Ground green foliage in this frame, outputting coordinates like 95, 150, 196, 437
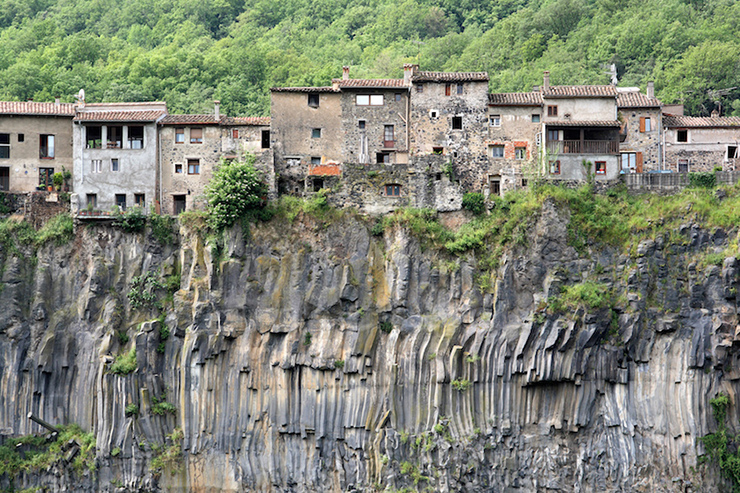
0, 214, 73, 255
150, 428, 184, 477
127, 271, 164, 310
550, 281, 613, 313
451, 378, 472, 392
110, 348, 137, 375
0, 194, 10, 214
689, 172, 717, 189
205, 156, 267, 231
303, 331, 312, 346
125, 403, 139, 417
111, 447, 121, 457
699, 393, 740, 488
151, 396, 177, 416
462, 192, 486, 215
113, 206, 147, 233
35, 213, 74, 246
117, 330, 129, 345
334, 359, 344, 369
149, 212, 176, 245
379, 321, 393, 333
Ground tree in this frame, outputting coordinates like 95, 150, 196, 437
205, 155, 267, 231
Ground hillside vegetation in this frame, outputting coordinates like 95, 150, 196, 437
0, 0, 738, 116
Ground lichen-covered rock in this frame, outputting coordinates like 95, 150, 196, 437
0, 208, 739, 492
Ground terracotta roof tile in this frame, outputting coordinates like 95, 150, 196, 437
270, 86, 338, 93
74, 110, 166, 122
412, 71, 489, 83
223, 116, 270, 126
617, 92, 661, 108
333, 79, 407, 88
0, 101, 75, 116
545, 120, 621, 127
488, 92, 543, 106
309, 164, 341, 176
543, 85, 617, 98
663, 115, 740, 128
161, 114, 220, 125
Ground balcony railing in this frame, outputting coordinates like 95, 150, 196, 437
383, 140, 395, 149
547, 140, 619, 155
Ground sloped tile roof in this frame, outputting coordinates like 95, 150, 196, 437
617, 92, 661, 108
663, 115, 740, 128
161, 114, 220, 125
488, 92, 543, 106
224, 116, 270, 126
270, 86, 338, 93
0, 101, 75, 116
74, 110, 166, 122
545, 120, 621, 127
542, 85, 618, 98
333, 79, 407, 88
412, 71, 489, 82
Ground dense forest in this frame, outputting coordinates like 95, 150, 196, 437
0, 0, 738, 117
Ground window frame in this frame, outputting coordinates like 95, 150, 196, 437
190, 128, 203, 144
356, 94, 384, 106
531, 114, 541, 123
107, 125, 123, 149
175, 163, 183, 174
0, 133, 10, 159
311, 128, 322, 138
452, 116, 463, 130
550, 160, 561, 174
175, 128, 185, 144
515, 147, 526, 160
134, 193, 145, 207
677, 129, 688, 142
308, 93, 320, 107
187, 159, 200, 175
445, 84, 452, 96
490, 145, 504, 158
86, 126, 102, 149
310, 156, 321, 166
261, 130, 270, 149
384, 125, 394, 145
86, 193, 97, 209
92, 159, 102, 173
111, 158, 119, 172
490, 115, 501, 127
115, 194, 126, 211
40, 134, 55, 159
232, 129, 239, 139
128, 126, 144, 149
456, 83, 464, 95
595, 161, 606, 175
39, 167, 54, 187
384, 184, 401, 196
547, 105, 558, 117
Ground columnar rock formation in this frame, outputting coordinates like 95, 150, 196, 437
0, 203, 738, 492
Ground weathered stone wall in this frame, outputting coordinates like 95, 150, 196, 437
665, 126, 740, 172
618, 107, 662, 171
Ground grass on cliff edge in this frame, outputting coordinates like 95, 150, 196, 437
377, 182, 740, 261
0, 213, 74, 255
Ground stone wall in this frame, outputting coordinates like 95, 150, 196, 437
618, 107, 662, 171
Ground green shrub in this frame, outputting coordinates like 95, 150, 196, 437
699, 393, 740, 487
125, 403, 139, 417
205, 155, 267, 231
303, 332, 312, 346
36, 213, 74, 246
110, 348, 137, 375
151, 401, 177, 416
127, 271, 164, 310
114, 206, 147, 233
150, 428, 183, 477
149, 212, 176, 245
379, 321, 393, 333
451, 378, 472, 392
689, 172, 717, 188
462, 192, 486, 215
111, 447, 121, 457
334, 360, 345, 368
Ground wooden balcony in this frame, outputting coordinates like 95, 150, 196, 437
547, 140, 619, 155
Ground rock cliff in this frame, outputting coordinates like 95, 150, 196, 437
0, 201, 738, 492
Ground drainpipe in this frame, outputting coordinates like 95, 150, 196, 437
406, 88, 411, 156
158, 125, 163, 214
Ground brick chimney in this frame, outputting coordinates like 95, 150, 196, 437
403, 63, 416, 85
214, 100, 220, 121
342, 66, 350, 80
647, 81, 654, 99
543, 71, 550, 91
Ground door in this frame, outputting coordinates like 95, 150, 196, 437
0, 167, 8, 191
173, 195, 186, 215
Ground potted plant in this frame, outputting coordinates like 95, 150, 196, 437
52, 172, 64, 191
61, 167, 72, 191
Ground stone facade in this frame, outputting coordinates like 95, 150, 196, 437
0, 102, 75, 193
617, 87, 663, 173
664, 115, 740, 173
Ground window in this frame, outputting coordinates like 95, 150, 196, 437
521, 178, 528, 187
39, 168, 54, 187
550, 160, 560, 174
107, 125, 123, 148
416, 84, 423, 93
175, 128, 185, 143
190, 128, 203, 144
92, 159, 102, 173
261, 130, 270, 149
175, 163, 183, 174
547, 105, 558, 117
678, 159, 689, 173
115, 194, 126, 210
187, 159, 200, 174
310, 157, 321, 165
308, 93, 319, 107
312, 128, 321, 138
356, 94, 383, 106
18, 134, 24, 142
532, 114, 541, 123
86, 126, 102, 149
358, 120, 366, 130
0, 133, 9, 159
490, 176, 501, 196
173, 195, 186, 214
111, 158, 119, 172
432, 147, 444, 155
595, 161, 606, 175
490, 145, 504, 158
313, 178, 324, 192
395, 93, 402, 102
385, 184, 401, 196
445, 84, 452, 96
128, 126, 144, 148
677, 129, 688, 142
376, 152, 390, 164
429, 110, 438, 119
135, 194, 145, 207
232, 129, 239, 139
457, 83, 464, 95
729, 146, 738, 159
452, 116, 463, 130
490, 115, 501, 127
621, 153, 636, 172
38, 134, 55, 159
384, 125, 394, 146
86, 194, 97, 208
640, 117, 652, 132
547, 129, 559, 142
515, 147, 526, 160
0, 167, 8, 191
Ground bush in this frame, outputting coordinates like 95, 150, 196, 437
127, 271, 164, 310
205, 155, 267, 231
689, 172, 716, 188
462, 192, 486, 215
149, 212, 176, 245
36, 213, 73, 246
125, 403, 139, 416
114, 206, 147, 233
110, 348, 137, 375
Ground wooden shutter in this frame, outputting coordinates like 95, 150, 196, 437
639, 117, 646, 132
636, 152, 643, 173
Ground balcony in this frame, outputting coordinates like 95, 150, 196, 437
547, 140, 618, 155
383, 140, 395, 149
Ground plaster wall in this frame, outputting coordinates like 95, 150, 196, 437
542, 98, 616, 122
665, 127, 740, 172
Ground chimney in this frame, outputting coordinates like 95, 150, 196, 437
214, 100, 220, 121
342, 66, 350, 80
647, 81, 654, 99
543, 71, 550, 91
711, 108, 720, 118
403, 63, 413, 85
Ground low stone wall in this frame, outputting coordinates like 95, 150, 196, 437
0, 191, 70, 228
624, 171, 740, 192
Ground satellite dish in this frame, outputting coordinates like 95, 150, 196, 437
78, 89, 85, 101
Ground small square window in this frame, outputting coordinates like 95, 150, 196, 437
86, 193, 97, 208
358, 120, 366, 130
187, 159, 200, 174
134, 194, 145, 207
111, 158, 119, 172
175, 128, 185, 143
452, 116, 463, 130
385, 184, 401, 196
18, 133, 24, 142
376, 152, 390, 164
678, 159, 689, 173
550, 160, 560, 174
175, 163, 183, 174
490, 115, 501, 126
416, 84, 423, 93
308, 93, 319, 107
190, 128, 203, 144
515, 147, 526, 160
313, 178, 324, 192
457, 83, 464, 95
595, 161, 606, 175
531, 114, 540, 123
92, 159, 102, 173
490, 145, 504, 158
311, 157, 321, 165
677, 129, 687, 142
547, 105, 558, 117
312, 128, 321, 138
395, 93, 402, 102
116, 194, 126, 210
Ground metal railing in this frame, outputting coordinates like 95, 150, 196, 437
547, 140, 619, 155
623, 171, 740, 190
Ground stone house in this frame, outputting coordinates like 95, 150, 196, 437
617, 83, 663, 173
72, 101, 167, 214
159, 102, 271, 214
663, 113, 740, 173
0, 101, 75, 192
